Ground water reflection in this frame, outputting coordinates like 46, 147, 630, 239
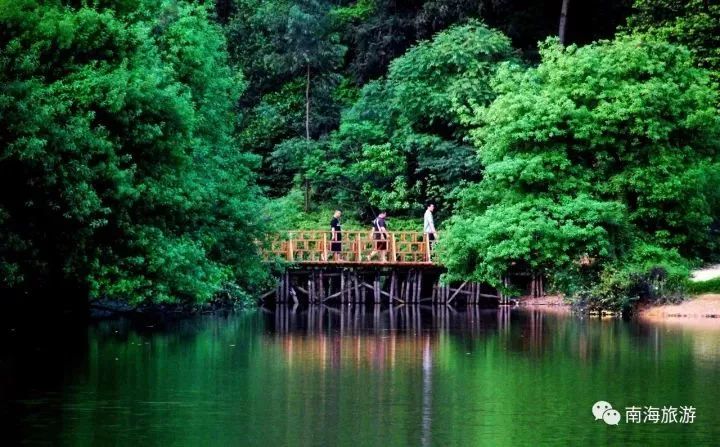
265, 305, 590, 372
265, 304, 720, 372
269, 304, 517, 336
3, 306, 720, 446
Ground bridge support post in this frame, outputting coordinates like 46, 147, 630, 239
353, 271, 360, 303
416, 271, 422, 303
340, 269, 345, 304
284, 272, 289, 303
307, 272, 314, 304
413, 270, 420, 303
360, 272, 366, 303
407, 270, 414, 303
389, 271, 397, 303
375, 272, 382, 304
319, 270, 325, 302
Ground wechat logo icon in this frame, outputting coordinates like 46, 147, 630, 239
593, 401, 620, 426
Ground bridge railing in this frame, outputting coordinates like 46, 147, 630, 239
263, 230, 438, 264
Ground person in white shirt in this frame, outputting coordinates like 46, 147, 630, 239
424, 204, 437, 261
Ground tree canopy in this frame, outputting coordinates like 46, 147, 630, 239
301, 21, 517, 214
441, 36, 720, 305
0, 0, 268, 305
627, 0, 720, 88
1, 0, 719, 309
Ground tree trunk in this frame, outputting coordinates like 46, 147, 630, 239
305, 63, 310, 141
304, 63, 310, 211
558, 0, 570, 45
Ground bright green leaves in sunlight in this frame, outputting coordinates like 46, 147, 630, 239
442, 35, 720, 304
387, 21, 517, 131
627, 0, 720, 89
442, 195, 627, 284
0, 0, 268, 305
311, 21, 516, 213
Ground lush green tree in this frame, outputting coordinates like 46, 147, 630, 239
225, 0, 346, 196
281, 0, 346, 140
307, 21, 516, 214
343, 0, 632, 83
226, 0, 632, 200
627, 0, 720, 87
0, 0, 268, 306
442, 36, 720, 300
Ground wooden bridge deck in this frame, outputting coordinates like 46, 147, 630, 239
263, 230, 438, 267
260, 230, 511, 305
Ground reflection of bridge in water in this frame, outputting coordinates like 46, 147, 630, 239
262, 304, 567, 373
268, 304, 513, 338
262, 231, 508, 305
262, 304, 526, 447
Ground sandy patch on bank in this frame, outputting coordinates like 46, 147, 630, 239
638, 294, 720, 330
518, 295, 567, 306
517, 295, 572, 314
691, 264, 720, 282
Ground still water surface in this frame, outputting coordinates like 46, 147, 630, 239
2, 305, 719, 446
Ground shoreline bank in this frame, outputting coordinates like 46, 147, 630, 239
638, 294, 720, 320
518, 293, 720, 326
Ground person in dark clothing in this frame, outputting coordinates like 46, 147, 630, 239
368, 212, 388, 262
330, 210, 342, 261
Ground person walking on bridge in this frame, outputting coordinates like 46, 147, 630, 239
424, 203, 437, 262
330, 210, 342, 261
368, 212, 388, 262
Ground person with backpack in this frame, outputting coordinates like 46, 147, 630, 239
368, 211, 388, 262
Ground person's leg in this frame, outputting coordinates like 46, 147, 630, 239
368, 239, 378, 260
426, 233, 435, 262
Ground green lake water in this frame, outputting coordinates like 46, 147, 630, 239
2, 305, 719, 446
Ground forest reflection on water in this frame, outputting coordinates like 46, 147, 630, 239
261, 304, 720, 446
3, 305, 720, 446
265, 304, 719, 370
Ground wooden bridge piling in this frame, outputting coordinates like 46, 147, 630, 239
267, 265, 502, 306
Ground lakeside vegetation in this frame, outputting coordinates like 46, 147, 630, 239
1, 0, 719, 311
687, 277, 720, 295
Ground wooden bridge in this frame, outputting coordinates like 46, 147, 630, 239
261, 230, 508, 306
263, 230, 437, 266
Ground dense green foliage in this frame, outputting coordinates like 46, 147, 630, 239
223, 0, 632, 201
687, 277, 720, 295
0, 0, 268, 305
442, 36, 720, 309
1, 0, 719, 309
299, 22, 516, 214
627, 0, 720, 88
